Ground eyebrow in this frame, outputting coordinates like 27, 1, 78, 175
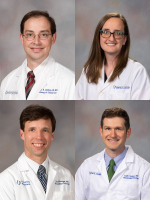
102, 29, 122, 32
25, 30, 50, 33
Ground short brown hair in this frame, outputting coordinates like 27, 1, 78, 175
20, 10, 56, 35
84, 13, 130, 84
101, 107, 130, 131
20, 104, 56, 132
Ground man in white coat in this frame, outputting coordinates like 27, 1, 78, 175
75, 107, 150, 200
0, 104, 75, 200
0, 10, 75, 100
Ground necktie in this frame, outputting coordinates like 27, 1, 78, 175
25, 71, 35, 99
107, 159, 115, 182
37, 165, 47, 193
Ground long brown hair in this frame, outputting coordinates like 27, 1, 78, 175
84, 13, 130, 84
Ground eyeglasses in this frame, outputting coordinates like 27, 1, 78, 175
100, 30, 125, 39
23, 33, 52, 41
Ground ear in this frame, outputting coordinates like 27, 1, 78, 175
20, 129, 25, 140
52, 33, 57, 45
51, 131, 55, 141
99, 126, 103, 137
126, 128, 131, 138
20, 33, 24, 45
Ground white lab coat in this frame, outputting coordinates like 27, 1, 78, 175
0, 153, 75, 200
75, 59, 150, 100
0, 57, 75, 100
75, 146, 150, 200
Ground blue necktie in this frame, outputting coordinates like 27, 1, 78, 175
37, 165, 47, 193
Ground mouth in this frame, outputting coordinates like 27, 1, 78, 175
106, 43, 116, 46
32, 143, 45, 149
30, 48, 44, 52
107, 139, 119, 143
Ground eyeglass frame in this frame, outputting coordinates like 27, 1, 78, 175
22, 32, 52, 41
99, 30, 126, 39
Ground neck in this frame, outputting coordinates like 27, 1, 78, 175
25, 152, 47, 165
26, 55, 48, 70
106, 146, 125, 159
104, 54, 118, 77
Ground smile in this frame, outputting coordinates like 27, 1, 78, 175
106, 44, 116, 46
33, 143, 45, 148
31, 48, 44, 52
107, 139, 119, 143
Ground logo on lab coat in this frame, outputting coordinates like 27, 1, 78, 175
113, 85, 130, 89
123, 175, 139, 179
89, 172, 101, 176
5, 91, 18, 94
55, 180, 70, 185
39, 89, 58, 94
17, 180, 30, 185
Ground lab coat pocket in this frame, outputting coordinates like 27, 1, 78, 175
52, 191, 74, 200
107, 91, 131, 100
117, 181, 140, 199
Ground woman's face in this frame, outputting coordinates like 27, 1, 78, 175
100, 17, 127, 58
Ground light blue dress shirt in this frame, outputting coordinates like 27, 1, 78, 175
104, 146, 128, 172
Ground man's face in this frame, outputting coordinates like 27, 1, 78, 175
20, 118, 54, 162
20, 16, 56, 65
99, 117, 131, 157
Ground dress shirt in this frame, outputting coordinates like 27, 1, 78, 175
24, 153, 49, 180
25, 56, 49, 84
104, 146, 128, 172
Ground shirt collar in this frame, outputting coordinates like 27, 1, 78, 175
104, 146, 128, 168
24, 154, 49, 175
26, 56, 49, 82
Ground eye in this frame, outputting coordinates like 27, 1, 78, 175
116, 128, 121, 130
30, 128, 34, 131
106, 127, 110, 130
27, 33, 33, 37
103, 30, 109, 34
115, 31, 122, 35
40, 33, 48, 37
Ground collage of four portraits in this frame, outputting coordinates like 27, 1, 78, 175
0, 0, 150, 199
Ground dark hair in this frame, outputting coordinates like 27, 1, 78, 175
20, 104, 56, 132
101, 107, 130, 131
84, 13, 130, 84
20, 10, 56, 35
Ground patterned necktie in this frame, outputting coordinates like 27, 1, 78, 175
107, 159, 115, 182
37, 165, 47, 193
25, 71, 35, 99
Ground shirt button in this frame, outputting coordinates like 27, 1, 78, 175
99, 92, 104, 96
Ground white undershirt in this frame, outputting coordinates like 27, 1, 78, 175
24, 153, 49, 180
25, 56, 49, 84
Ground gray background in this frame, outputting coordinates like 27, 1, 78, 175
75, 0, 150, 83
75, 101, 150, 172
0, 101, 75, 177
0, 0, 75, 83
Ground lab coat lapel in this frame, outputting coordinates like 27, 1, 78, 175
97, 150, 109, 185
16, 62, 26, 100
18, 153, 45, 199
27, 57, 55, 100
111, 146, 134, 182
46, 158, 57, 199
99, 64, 114, 92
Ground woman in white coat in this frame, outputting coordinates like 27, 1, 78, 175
75, 13, 150, 100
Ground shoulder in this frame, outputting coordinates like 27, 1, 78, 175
134, 153, 150, 169
126, 58, 147, 72
78, 151, 104, 171
50, 159, 73, 177
0, 161, 18, 184
47, 57, 75, 81
1, 65, 23, 86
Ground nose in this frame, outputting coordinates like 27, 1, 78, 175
36, 130, 43, 139
109, 33, 115, 41
33, 34, 41, 44
110, 129, 117, 137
